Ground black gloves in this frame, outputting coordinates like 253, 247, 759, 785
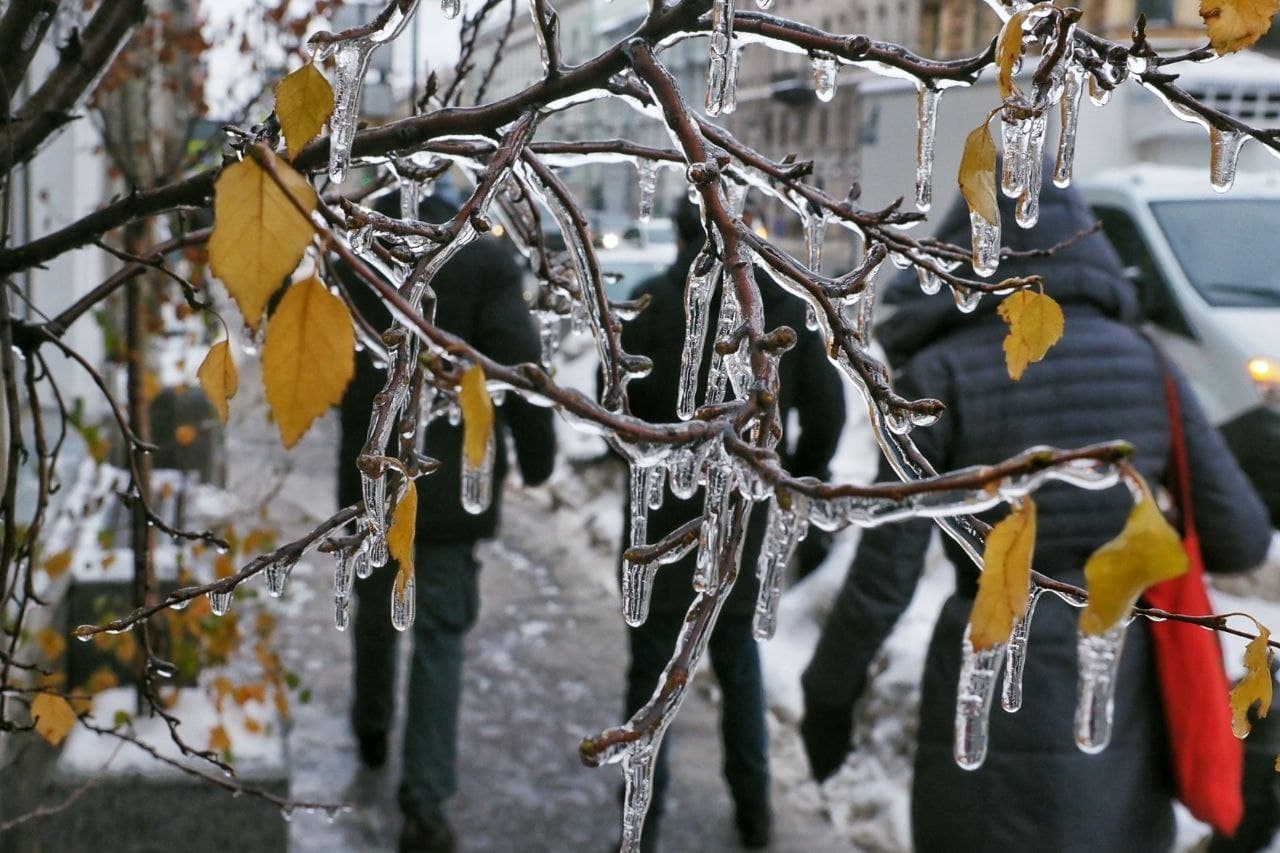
799, 693, 854, 783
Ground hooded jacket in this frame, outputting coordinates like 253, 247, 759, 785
802, 178, 1271, 852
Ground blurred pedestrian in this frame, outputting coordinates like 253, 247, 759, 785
338, 194, 556, 853
800, 178, 1273, 852
618, 201, 845, 850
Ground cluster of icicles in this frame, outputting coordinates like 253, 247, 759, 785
131, 0, 1275, 846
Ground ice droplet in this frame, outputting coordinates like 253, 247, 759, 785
954, 628, 1004, 770
264, 561, 292, 598
755, 0, 773, 8
362, 472, 389, 567
335, 595, 351, 631
647, 464, 665, 511
1074, 624, 1127, 753
636, 160, 657, 222
969, 212, 1001, 277
629, 464, 650, 550
391, 572, 416, 631
1015, 116, 1046, 228
811, 54, 837, 103
677, 259, 717, 420
704, 0, 736, 116
917, 266, 943, 295
951, 284, 982, 313
621, 559, 658, 627
441, 0, 460, 18
1001, 588, 1042, 711
334, 550, 353, 600
208, 589, 233, 616
461, 432, 495, 514
752, 495, 809, 640
353, 538, 373, 579
669, 446, 701, 500
704, 282, 739, 407
915, 86, 940, 211
1088, 82, 1110, 112
804, 211, 825, 274
694, 455, 732, 592
620, 746, 660, 852
1208, 127, 1247, 193
804, 303, 818, 331
1001, 116, 1029, 200
1054, 64, 1084, 188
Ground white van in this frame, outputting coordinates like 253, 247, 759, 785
1080, 165, 1280, 520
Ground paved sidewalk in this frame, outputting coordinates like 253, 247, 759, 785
277, 469, 846, 852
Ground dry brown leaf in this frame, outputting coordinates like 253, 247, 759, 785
208, 153, 317, 328
1200, 0, 1280, 53
460, 364, 494, 468
261, 276, 355, 449
387, 479, 418, 573
997, 289, 1065, 380
959, 119, 999, 226
274, 62, 334, 160
969, 499, 1037, 650
997, 11, 1027, 100
197, 340, 238, 425
1080, 479, 1189, 635
1231, 626, 1273, 737
31, 693, 77, 746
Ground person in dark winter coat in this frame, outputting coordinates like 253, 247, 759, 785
338, 195, 555, 853
800, 178, 1272, 853
619, 202, 845, 849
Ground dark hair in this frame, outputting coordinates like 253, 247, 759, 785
672, 200, 704, 246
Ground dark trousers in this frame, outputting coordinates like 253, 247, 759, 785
352, 543, 480, 825
625, 610, 770, 818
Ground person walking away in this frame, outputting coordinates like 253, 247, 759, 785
337, 194, 556, 853
800, 178, 1272, 853
619, 202, 845, 850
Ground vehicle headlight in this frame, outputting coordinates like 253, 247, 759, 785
1248, 356, 1280, 403
601, 232, 620, 250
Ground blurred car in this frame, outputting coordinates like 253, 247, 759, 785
1081, 165, 1280, 521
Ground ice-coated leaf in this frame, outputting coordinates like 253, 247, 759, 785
387, 479, 418, 574
460, 364, 494, 469
997, 289, 1064, 381
197, 340, 238, 424
969, 499, 1037, 650
1079, 482, 1188, 635
32, 692, 77, 746
1200, 0, 1279, 53
274, 62, 335, 160
208, 154, 317, 327
262, 276, 355, 448
996, 11, 1027, 100
1230, 625, 1273, 737
959, 119, 999, 227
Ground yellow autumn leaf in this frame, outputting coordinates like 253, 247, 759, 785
1231, 626, 1273, 738
274, 61, 334, 160
996, 11, 1027, 100
959, 119, 999, 227
969, 499, 1037, 650
997, 289, 1065, 381
387, 479, 418, 572
197, 340, 238, 425
1080, 481, 1189, 635
36, 627, 66, 661
460, 364, 494, 469
43, 548, 73, 578
208, 153, 317, 328
208, 724, 232, 753
1200, 0, 1279, 53
31, 692, 77, 746
261, 276, 355, 449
